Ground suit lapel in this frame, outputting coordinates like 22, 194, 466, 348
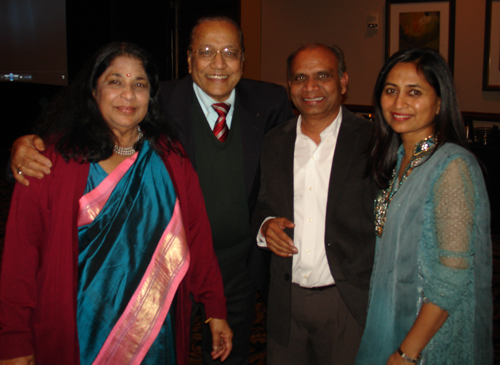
279, 119, 297, 229
165, 76, 197, 167
236, 82, 267, 197
326, 108, 362, 218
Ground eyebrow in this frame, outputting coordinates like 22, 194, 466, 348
315, 70, 333, 75
384, 82, 423, 88
108, 73, 147, 81
198, 44, 239, 49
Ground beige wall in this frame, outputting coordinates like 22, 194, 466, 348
241, 0, 500, 114
241, 0, 262, 80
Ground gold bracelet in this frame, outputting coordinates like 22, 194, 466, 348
204, 317, 213, 324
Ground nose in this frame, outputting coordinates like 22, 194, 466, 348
120, 84, 135, 100
211, 51, 227, 69
304, 77, 318, 91
393, 93, 406, 109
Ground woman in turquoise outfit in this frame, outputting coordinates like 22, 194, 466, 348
356, 48, 492, 364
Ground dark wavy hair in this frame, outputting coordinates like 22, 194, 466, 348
368, 47, 468, 188
35, 42, 177, 162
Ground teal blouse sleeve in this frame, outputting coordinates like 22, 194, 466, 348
422, 156, 476, 313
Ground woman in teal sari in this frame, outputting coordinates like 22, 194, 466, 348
0, 42, 232, 365
356, 48, 492, 364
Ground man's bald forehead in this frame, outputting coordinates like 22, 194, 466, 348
287, 43, 346, 80
189, 16, 245, 52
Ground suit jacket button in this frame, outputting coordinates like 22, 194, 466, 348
284, 274, 290, 281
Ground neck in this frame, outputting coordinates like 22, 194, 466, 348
401, 134, 425, 160
300, 110, 339, 145
114, 127, 140, 148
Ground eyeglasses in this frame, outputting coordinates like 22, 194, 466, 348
192, 46, 243, 61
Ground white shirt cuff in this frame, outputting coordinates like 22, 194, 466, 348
256, 216, 276, 247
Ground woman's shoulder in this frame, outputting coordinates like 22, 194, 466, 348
433, 143, 481, 172
156, 137, 195, 184
438, 142, 475, 159
41, 143, 89, 173
430, 143, 486, 192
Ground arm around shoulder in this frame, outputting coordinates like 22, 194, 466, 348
10, 135, 51, 186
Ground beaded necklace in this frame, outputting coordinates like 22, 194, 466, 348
374, 135, 437, 237
114, 126, 143, 156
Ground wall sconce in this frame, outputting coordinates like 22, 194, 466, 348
367, 14, 379, 29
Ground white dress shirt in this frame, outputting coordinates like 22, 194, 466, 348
192, 82, 235, 128
257, 109, 343, 288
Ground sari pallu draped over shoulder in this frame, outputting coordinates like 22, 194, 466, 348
77, 141, 189, 365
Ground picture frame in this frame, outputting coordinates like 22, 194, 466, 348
385, 0, 455, 72
483, 0, 500, 91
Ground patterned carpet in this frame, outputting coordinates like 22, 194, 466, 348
0, 158, 497, 364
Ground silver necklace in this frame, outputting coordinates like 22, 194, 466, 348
114, 126, 143, 156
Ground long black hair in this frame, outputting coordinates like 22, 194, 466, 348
368, 47, 468, 188
35, 42, 177, 162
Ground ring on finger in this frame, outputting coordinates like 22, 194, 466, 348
17, 165, 23, 175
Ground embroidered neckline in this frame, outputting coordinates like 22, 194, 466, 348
374, 135, 438, 237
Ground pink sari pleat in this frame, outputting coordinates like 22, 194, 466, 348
76, 152, 189, 364
78, 153, 138, 226
92, 201, 189, 365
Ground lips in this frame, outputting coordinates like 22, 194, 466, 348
116, 106, 136, 114
207, 74, 228, 80
304, 97, 324, 102
391, 112, 413, 121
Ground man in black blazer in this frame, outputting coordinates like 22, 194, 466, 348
10, 16, 294, 365
254, 44, 377, 364
159, 17, 293, 365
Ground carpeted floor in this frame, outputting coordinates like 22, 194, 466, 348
0, 157, 497, 364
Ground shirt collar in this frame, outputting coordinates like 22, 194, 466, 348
192, 82, 236, 113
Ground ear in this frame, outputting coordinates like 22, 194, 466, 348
187, 50, 192, 74
340, 72, 349, 95
436, 97, 441, 114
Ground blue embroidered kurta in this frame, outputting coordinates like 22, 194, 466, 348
356, 142, 492, 364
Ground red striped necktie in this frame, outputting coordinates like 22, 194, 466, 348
212, 103, 230, 142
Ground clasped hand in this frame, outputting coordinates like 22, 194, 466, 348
261, 217, 297, 257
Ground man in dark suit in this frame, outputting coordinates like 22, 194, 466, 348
10, 16, 294, 365
159, 17, 294, 365
253, 44, 377, 364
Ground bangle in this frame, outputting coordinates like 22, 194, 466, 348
204, 317, 213, 324
397, 347, 420, 363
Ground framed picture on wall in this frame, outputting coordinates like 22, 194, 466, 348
483, 0, 500, 91
385, 0, 455, 72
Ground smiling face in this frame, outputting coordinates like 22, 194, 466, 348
288, 46, 348, 124
93, 55, 150, 136
381, 62, 441, 146
187, 20, 244, 102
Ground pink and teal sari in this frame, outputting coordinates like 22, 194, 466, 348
76, 141, 189, 365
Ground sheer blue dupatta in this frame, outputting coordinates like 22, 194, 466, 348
77, 142, 189, 365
